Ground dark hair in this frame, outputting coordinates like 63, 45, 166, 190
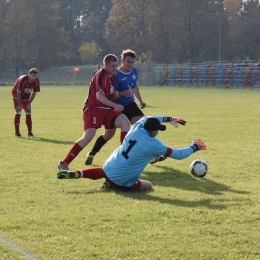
121, 49, 136, 60
103, 54, 118, 65
29, 68, 38, 75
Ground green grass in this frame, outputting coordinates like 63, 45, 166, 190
0, 85, 260, 259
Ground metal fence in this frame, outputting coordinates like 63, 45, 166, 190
135, 61, 260, 88
1, 62, 260, 87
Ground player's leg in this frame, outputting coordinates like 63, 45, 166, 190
24, 101, 33, 137
25, 111, 33, 137
102, 109, 130, 144
57, 167, 104, 180
103, 179, 152, 191
123, 102, 144, 124
131, 115, 143, 124
114, 114, 130, 143
58, 108, 103, 170
13, 98, 21, 137
139, 180, 153, 190
85, 128, 116, 165
58, 128, 97, 170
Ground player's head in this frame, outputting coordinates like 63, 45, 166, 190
121, 49, 136, 72
103, 54, 118, 75
28, 68, 38, 82
96, 64, 100, 69
143, 117, 166, 137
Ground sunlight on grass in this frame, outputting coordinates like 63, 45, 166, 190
0, 86, 260, 259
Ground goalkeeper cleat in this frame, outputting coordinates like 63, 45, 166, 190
57, 170, 79, 179
15, 133, 22, 138
101, 180, 111, 189
85, 153, 94, 165
150, 155, 166, 164
28, 133, 34, 137
58, 161, 70, 170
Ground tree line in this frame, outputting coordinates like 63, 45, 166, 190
0, 0, 259, 76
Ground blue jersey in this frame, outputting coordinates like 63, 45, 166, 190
92, 69, 98, 76
103, 116, 194, 187
114, 67, 138, 106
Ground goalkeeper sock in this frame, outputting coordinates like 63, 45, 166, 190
77, 168, 104, 180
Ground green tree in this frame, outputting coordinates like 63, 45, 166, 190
0, 0, 11, 74
239, 0, 260, 60
79, 42, 102, 64
223, 0, 241, 60
81, 0, 112, 55
105, 0, 150, 58
6, 0, 71, 73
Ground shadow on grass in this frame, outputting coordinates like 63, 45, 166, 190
65, 165, 249, 210
143, 165, 248, 196
26, 136, 74, 145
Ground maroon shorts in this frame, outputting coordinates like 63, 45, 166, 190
103, 171, 142, 191
13, 98, 29, 110
83, 107, 121, 131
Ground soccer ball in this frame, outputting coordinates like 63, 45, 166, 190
190, 159, 208, 178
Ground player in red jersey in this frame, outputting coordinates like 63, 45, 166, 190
58, 54, 130, 170
12, 68, 40, 137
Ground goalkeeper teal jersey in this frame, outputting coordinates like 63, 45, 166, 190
103, 116, 194, 187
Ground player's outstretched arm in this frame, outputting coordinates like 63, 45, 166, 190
169, 138, 206, 160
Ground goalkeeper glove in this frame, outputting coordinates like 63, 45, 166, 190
190, 138, 206, 152
163, 117, 186, 128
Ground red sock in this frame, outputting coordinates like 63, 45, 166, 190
26, 114, 32, 134
14, 114, 21, 134
62, 143, 83, 165
77, 168, 104, 180
120, 131, 128, 144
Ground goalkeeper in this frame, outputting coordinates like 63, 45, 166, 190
57, 116, 206, 191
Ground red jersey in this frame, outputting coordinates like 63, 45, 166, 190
83, 68, 115, 110
12, 75, 40, 101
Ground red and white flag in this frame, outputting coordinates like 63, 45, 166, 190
74, 67, 80, 72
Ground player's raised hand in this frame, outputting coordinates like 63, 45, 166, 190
190, 138, 206, 152
170, 117, 187, 128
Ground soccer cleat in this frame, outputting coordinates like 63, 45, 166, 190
149, 155, 166, 164
15, 133, 22, 138
101, 180, 111, 189
28, 133, 34, 137
58, 161, 70, 170
57, 170, 79, 179
85, 153, 94, 165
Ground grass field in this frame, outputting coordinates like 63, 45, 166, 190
0, 85, 260, 260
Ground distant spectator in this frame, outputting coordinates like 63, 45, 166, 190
92, 64, 101, 76
11, 68, 40, 138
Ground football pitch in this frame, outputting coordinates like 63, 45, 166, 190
0, 85, 260, 259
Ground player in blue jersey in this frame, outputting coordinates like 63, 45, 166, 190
57, 116, 206, 191
85, 49, 147, 165
92, 64, 100, 76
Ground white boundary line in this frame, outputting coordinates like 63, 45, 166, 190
0, 235, 41, 260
